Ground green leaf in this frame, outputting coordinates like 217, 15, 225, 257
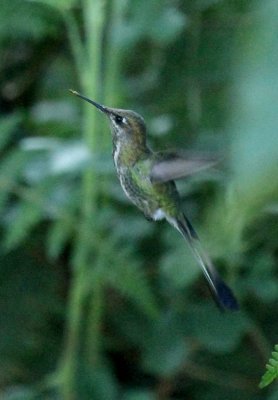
116, 0, 186, 48
243, 253, 278, 303
149, 6, 186, 44
259, 344, 278, 388
0, 0, 61, 41
107, 256, 159, 319
28, 0, 77, 11
0, 113, 21, 150
184, 304, 250, 353
228, 0, 278, 228
3, 201, 43, 250
267, 386, 278, 400
47, 216, 73, 259
0, 150, 30, 184
0, 386, 36, 400
0, 251, 63, 386
142, 313, 189, 377
0, 150, 31, 213
76, 364, 119, 400
123, 389, 156, 400
160, 229, 199, 289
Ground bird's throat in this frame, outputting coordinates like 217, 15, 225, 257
113, 139, 149, 169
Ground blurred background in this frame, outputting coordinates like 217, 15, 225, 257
0, 0, 278, 399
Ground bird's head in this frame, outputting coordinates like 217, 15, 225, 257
70, 90, 147, 147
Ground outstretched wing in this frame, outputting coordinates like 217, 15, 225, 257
150, 151, 218, 183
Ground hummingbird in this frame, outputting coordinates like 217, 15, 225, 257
70, 89, 239, 311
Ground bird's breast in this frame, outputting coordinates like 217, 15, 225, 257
113, 141, 121, 169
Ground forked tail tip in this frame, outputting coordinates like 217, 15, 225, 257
216, 280, 239, 311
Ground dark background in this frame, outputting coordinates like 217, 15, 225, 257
0, 0, 278, 399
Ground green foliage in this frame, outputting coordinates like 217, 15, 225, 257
117, 0, 186, 47
0, 0, 277, 399
0, 114, 21, 150
31, 0, 77, 11
0, 0, 61, 41
259, 345, 278, 389
0, 251, 63, 389
184, 305, 250, 353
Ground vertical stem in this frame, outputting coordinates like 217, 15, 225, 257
81, 0, 128, 364
85, 268, 104, 365
59, 1, 107, 399
98, 0, 126, 204
81, 0, 107, 367
103, 0, 126, 107
63, 10, 86, 81
186, 10, 202, 135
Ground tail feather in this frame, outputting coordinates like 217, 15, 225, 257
174, 215, 239, 311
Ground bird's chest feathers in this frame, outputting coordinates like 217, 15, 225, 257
113, 142, 134, 197
113, 142, 150, 201
113, 140, 138, 172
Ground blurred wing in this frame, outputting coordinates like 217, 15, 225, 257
150, 152, 218, 183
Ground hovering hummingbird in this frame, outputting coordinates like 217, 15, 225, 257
70, 89, 239, 311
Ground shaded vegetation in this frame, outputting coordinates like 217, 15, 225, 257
0, 0, 277, 399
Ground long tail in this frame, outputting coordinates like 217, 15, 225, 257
172, 214, 239, 311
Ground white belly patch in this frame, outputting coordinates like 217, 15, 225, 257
152, 208, 166, 221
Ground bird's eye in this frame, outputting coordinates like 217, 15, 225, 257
115, 115, 124, 124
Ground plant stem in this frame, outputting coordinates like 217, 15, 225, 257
58, 1, 107, 398
184, 361, 257, 392
103, 0, 126, 107
81, 0, 107, 367
63, 10, 86, 80
186, 9, 202, 135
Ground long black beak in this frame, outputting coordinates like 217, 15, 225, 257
69, 89, 108, 114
